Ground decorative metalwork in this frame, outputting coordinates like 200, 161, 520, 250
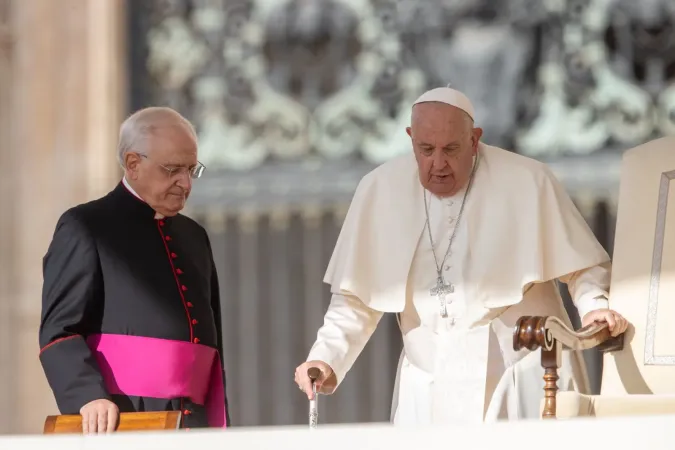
130, 0, 675, 175
515, 0, 675, 157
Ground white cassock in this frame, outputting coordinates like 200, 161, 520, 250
306, 142, 611, 425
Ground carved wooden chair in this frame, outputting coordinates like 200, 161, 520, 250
514, 136, 675, 419
43, 411, 182, 434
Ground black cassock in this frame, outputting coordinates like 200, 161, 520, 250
39, 181, 230, 429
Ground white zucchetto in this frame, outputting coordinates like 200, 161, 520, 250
413, 87, 475, 121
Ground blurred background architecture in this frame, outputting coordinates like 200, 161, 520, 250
0, 0, 674, 434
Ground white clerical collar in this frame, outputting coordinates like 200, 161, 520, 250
122, 177, 165, 220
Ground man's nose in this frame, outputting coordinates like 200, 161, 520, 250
432, 150, 446, 168
175, 170, 192, 189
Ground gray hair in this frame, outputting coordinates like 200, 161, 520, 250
117, 107, 197, 168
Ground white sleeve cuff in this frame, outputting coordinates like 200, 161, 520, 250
307, 343, 348, 386
575, 295, 609, 321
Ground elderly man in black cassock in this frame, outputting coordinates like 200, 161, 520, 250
39, 107, 229, 433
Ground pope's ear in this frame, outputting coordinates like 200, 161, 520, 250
472, 127, 483, 148
406, 126, 412, 138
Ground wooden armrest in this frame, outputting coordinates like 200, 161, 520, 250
512, 315, 625, 420
43, 411, 182, 434
513, 315, 625, 354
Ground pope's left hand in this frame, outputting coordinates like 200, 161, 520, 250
581, 309, 628, 337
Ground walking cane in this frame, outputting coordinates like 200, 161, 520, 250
308, 367, 321, 430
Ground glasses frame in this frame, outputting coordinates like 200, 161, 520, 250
137, 153, 206, 179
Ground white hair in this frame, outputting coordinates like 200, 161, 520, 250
117, 107, 198, 168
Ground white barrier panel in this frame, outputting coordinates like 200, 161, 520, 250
2, 415, 675, 450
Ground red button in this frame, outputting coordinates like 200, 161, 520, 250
192, 319, 198, 325
183, 409, 191, 415
181, 285, 187, 291
165, 236, 172, 241
193, 338, 200, 344
176, 268, 183, 275
187, 302, 193, 307
171, 253, 177, 258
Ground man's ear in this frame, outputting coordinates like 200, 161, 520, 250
406, 126, 412, 138
471, 128, 483, 153
125, 153, 142, 180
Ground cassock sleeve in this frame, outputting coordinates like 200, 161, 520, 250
39, 210, 110, 414
558, 261, 611, 319
206, 233, 231, 427
307, 294, 383, 389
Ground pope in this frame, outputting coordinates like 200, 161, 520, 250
294, 87, 628, 425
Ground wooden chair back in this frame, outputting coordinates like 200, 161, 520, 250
43, 411, 182, 434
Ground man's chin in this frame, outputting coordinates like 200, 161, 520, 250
160, 201, 185, 217
427, 182, 458, 197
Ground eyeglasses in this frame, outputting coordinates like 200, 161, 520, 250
139, 154, 206, 179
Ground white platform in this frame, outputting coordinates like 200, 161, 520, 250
2, 415, 674, 450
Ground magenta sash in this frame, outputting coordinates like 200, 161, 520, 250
86, 333, 227, 428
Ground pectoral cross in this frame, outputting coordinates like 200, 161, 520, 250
430, 276, 454, 318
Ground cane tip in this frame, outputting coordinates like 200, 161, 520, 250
307, 367, 321, 381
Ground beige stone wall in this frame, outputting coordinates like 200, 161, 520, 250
0, 0, 125, 434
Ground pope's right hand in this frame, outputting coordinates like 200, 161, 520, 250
80, 398, 119, 434
294, 360, 337, 400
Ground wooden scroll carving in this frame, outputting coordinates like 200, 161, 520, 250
513, 316, 625, 419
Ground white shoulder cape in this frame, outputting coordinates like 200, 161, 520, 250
324, 143, 610, 312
